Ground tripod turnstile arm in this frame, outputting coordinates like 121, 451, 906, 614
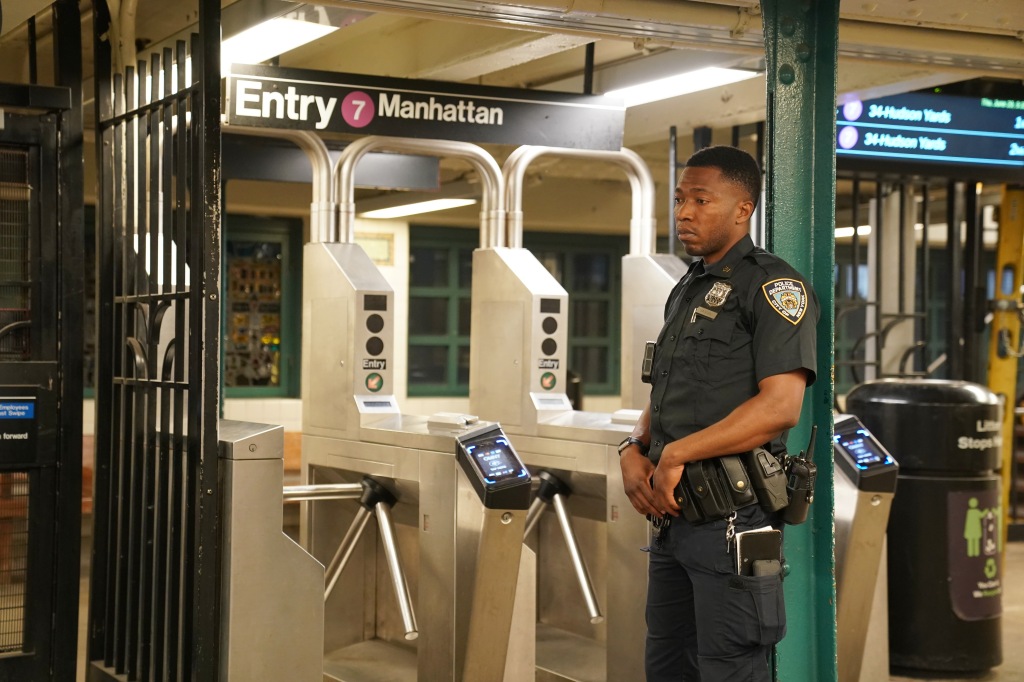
282, 483, 363, 502
551, 493, 604, 625
324, 505, 372, 600
374, 501, 419, 641
523, 495, 547, 538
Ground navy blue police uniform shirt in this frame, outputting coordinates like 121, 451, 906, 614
647, 234, 819, 465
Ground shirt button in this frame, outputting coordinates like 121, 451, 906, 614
669, 335, 676, 341
697, 329, 704, 335
661, 370, 668, 377
653, 405, 660, 412
654, 440, 662, 447
685, 296, 691, 302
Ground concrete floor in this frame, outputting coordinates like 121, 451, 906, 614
74, 534, 1024, 681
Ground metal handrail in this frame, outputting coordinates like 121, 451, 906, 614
334, 136, 504, 248
502, 145, 655, 254
221, 124, 335, 243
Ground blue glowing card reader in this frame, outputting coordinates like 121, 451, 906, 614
833, 414, 899, 493
456, 424, 531, 510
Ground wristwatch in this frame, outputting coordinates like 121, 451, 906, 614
618, 436, 648, 456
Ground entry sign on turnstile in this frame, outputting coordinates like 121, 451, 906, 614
834, 416, 899, 492
457, 425, 531, 509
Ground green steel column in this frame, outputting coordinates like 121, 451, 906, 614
760, 1, 839, 680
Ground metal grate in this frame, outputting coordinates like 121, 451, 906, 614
0, 148, 32, 361
90, 10, 223, 678
0, 472, 29, 654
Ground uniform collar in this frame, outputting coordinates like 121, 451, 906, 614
701, 234, 754, 279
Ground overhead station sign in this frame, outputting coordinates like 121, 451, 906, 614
226, 64, 625, 151
836, 92, 1024, 173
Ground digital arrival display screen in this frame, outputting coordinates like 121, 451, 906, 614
836, 91, 1024, 174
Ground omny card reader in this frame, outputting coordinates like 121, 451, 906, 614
456, 424, 531, 510
833, 413, 899, 682
834, 415, 899, 492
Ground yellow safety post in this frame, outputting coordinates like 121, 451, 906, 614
986, 185, 1024, 551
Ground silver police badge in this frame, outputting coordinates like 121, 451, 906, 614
705, 282, 732, 308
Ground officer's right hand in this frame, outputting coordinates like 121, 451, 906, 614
620, 449, 659, 517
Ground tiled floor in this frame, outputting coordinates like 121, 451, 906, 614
74, 531, 1024, 681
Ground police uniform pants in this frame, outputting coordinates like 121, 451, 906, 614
645, 504, 785, 682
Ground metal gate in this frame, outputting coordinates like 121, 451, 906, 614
0, 85, 82, 681
87, 0, 223, 680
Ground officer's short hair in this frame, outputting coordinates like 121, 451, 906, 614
685, 146, 761, 209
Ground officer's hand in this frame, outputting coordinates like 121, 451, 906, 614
652, 460, 684, 517
619, 449, 658, 517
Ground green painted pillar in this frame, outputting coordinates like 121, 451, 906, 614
760, 1, 839, 680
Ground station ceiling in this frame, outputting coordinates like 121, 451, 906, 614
1, 0, 1022, 232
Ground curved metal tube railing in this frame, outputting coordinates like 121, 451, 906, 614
502, 146, 656, 255
334, 136, 505, 248
222, 124, 335, 243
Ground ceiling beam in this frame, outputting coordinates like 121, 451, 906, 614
282, 13, 591, 80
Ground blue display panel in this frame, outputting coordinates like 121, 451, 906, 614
464, 436, 529, 485
836, 92, 1024, 172
834, 427, 894, 471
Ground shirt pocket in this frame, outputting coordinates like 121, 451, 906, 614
681, 314, 735, 381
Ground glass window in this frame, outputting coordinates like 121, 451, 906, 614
221, 215, 302, 397
408, 227, 475, 396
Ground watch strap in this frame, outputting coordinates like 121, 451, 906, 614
618, 436, 648, 456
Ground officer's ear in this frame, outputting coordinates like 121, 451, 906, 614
735, 198, 755, 224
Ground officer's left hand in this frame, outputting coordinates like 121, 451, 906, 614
652, 458, 683, 517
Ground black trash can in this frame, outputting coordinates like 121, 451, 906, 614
847, 378, 1003, 673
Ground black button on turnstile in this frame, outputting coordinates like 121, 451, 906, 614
366, 314, 385, 333
542, 316, 558, 334
541, 338, 557, 356
366, 337, 384, 356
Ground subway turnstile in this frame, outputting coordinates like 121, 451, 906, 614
302, 237, 535, 681
470, 245, 646, 682
833, 414, 899, 682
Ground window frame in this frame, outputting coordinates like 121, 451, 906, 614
407, 226, 474, 397
221, 214, 303, 398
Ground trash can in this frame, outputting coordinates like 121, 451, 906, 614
847, 378, 1003, 673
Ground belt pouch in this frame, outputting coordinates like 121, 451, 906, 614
718, 455, 758, 508
674, 478, 705, 523
686, 460, 733, 519
741, 447, 789, 513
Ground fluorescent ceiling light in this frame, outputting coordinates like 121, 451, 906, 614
360, 198, 478, 219
222, 18, 337, 72
604, 67, 760, 108
834, 225, 872, 238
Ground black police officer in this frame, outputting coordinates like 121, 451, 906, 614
619, 146, 818, 681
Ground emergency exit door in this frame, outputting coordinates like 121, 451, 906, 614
0, 100, 82, 682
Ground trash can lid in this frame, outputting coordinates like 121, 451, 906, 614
847, 378, 999, 407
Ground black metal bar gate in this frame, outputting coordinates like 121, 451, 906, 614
88, 1, 222, 680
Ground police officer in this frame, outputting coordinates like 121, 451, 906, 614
618, 145, 818, 681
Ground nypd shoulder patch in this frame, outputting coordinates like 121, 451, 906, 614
762, 278, 808, 325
